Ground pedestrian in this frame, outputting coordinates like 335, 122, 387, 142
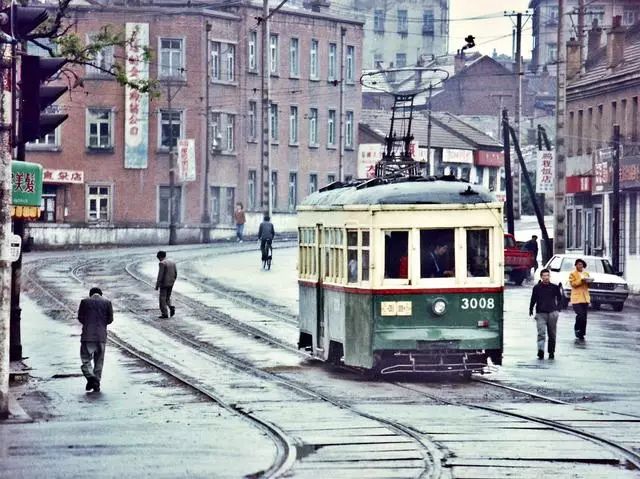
155, 250, 177, 319
77, 287, 113, 392
258, 214, 275, 262
569, 258, 591, 341
524, 235, 539, 278
529, 268, 562, 359
234, 202, 246, 243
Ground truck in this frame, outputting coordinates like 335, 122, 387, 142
504, 233, 535, 285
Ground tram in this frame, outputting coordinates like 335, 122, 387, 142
296, 177, 504, 375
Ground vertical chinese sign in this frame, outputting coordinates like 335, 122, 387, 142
536, 150, 555, 193
124, 23, 149, 169
177, 139, 196, 182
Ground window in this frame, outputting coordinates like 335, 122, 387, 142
299, 228, 317, 279
160, 38, 184, 78
612, 101, 617, 128
86, 34, 114, 75
361, 230, 370, 282
420, 229, 454, 278
248, 31, 257, 71
345, 110, 354, 148
310, 39, 319, 79
566, 209, 574, 248
467, 229, 490, 278
422, 10, 434, 35
577, 109, 583, 155
547, 42, 557, 63
288, 172, 297, 211
587, 107, 593, 154
248, 101, 257, 140
290, 38, 299, 77
289, 106, 298, 144
309, 108, 318, 145
159, 110, 183, 149
248, 170, 257, 211
622, 99, 628, 139
226, 44, 235, 81
547, 5, 559, 23
347, 230, 358, 283
211, 41, 221, 80
346, 46, 354, 83
210, 112, 221, 147
568, 111, 574, 156
224, 188, 235, 225
309, 174, 318, 194
324, 228, 345, 282
327, 174, 336, 184
28, 129, 59, 149
374, 53, 384, 68
225, 114, 235, 151
270, 103, 278, 141
210, 187, 220, 224
623, 8, 637, 26
86, 108, 113, 149
397, 9, 408, 34
40, 185, 57, 222
587, 7, 604, 26
87, 185, 111, 222
575, 207, 583, 248
548, 256, 562, 272
594, 206, 603, 249
384, 231, 409, 279
271, 171, 278, 210
374, 9, 385, 33
158, 185, 182, 223
395, 53, 406, 68
630, 194, 638, 255
328, 43, 337, 80
269, 34, 278, 74
327, 109, 336, 146
633, 97, 639, 141
476, 166, 484, 185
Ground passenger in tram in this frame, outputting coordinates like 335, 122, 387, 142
422, 241, 453, 278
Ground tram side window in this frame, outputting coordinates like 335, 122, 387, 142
362, 230, 370, 282
467, 229, 490, 277
420, 229, 454, 278
347, 230, 358, 283
299, 227, 317, 278
384, 231, 409, 279
324, 228, 345, 282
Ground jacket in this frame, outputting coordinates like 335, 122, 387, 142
78, 294, 114, 342
234, 210, 246, 225
569, 270, 591, 304
258, 221, 275, 241
529, 281, 562, 315
156, 259, 178, 289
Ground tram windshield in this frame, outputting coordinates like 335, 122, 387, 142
467, 229, 490, 277
420, 229, 455, 278
384, 231, 409, 279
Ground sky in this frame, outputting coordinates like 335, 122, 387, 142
449, 0, 533, 58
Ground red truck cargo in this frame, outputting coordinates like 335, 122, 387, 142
504, 233, 535, 285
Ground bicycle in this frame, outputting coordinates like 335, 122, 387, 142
260, 239, 273, 270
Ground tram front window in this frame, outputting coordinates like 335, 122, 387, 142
384, 231, 409, 279
467, 229, 490, 277
420, 229, 454, 278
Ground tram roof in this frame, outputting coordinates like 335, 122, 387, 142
300, 179, 497, 208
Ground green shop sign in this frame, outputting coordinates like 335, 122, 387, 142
12, 161, 43, 206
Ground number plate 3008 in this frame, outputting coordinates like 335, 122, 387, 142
460, 297, 495, 310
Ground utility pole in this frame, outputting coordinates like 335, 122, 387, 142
167, 80, 180, 245
338, 26, 346, 182
201, 22, 212, 243
260, 0, 272, 217
578, 0, 585, 73
554, 0, 567, 254
426, 84, 432, 176
612, 124, 621, 272
502, 108, 515, 235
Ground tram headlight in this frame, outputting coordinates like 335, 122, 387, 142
432, 299, 447, 316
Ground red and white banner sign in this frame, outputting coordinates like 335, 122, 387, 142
177, 139, 196, 182
536, 150, 555, 193
43, 169, 84, 184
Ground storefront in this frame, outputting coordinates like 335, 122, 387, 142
40, 169, 84, 223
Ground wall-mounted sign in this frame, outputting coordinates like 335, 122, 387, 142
177, 139, 196, 182
12, 161, 43, 206
124, 23, 150, 169
442, 148, 473, 164
358, 143, 384, 178
536, 150, 555, 193
475, 150, 504, 167
43, 169, 84, 184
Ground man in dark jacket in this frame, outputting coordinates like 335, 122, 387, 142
258, 214, 275, 262
156, 250, 178, 318
78, 287, 114, 392
529, 268, 562, 360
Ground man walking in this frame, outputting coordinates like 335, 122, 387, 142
529, 269, 562, 359
569, 258, 591, 341
156, 250, 177, 318
77, 287, 114, 392
234, 202, 246, 242
258, 214, 275, 262
524, 235, 539, 278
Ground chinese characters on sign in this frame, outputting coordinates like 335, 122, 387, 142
43, 169, 84, 184
177, 139, 196, 182
124, 23, 149, 169
11, 161, 43, 206
358, 143, 384, 178
535, 150, 555, 193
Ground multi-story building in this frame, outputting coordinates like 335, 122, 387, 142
565, 16, 640, 291
331, 0, 449, 69
529, 0, 640, 74
25, 1, 363, 247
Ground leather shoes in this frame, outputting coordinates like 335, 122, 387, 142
85, 379, 93, 391
158, 315, 169, 319
537, 350, 544, 359
92, 379, 101, 392
170, 306, 176, 317
549, 353, 555, 359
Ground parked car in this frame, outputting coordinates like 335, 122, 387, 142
540, 254, 629, 311
504, 233, 535, 285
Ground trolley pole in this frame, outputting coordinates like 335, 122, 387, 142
612, 124, 621, 272
502, 108, 515, 235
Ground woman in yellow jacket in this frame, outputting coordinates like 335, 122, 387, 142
569, 258, 591, 341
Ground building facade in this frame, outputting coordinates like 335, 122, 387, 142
331, 0, 449, 69
25, 2, 363, 246
565, 17, 640, 291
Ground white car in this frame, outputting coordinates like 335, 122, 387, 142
540, 254, 629, 311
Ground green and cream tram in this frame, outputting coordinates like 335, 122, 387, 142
297, 178, 504, 375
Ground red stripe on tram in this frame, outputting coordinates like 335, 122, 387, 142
298, 280, 503, 295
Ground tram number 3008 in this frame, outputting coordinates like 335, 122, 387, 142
460, 297, 495, 310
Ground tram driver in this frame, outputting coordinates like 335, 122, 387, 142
421, 233, 454, 278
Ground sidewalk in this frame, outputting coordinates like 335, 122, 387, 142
0, 295, 274, 478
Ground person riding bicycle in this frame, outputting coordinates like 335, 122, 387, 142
258, 213, 275, 262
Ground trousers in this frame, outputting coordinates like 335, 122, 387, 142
159, 285, 174, 317
535, 311, 558, 353
80, 341, 106, 381
573, 302, 588, 338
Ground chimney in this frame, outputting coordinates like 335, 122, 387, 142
566, 37, 581, 79
587, 18, 602, 64
454, 51, 465, 74
607, 15, 626, 68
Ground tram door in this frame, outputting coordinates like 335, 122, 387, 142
316, 224, 325, 350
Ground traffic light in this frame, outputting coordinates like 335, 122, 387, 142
0, 5, 48, 42
20, 55, 68, 143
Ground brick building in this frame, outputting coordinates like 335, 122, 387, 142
565, 17, 640, 291
25, 1, 363, 246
